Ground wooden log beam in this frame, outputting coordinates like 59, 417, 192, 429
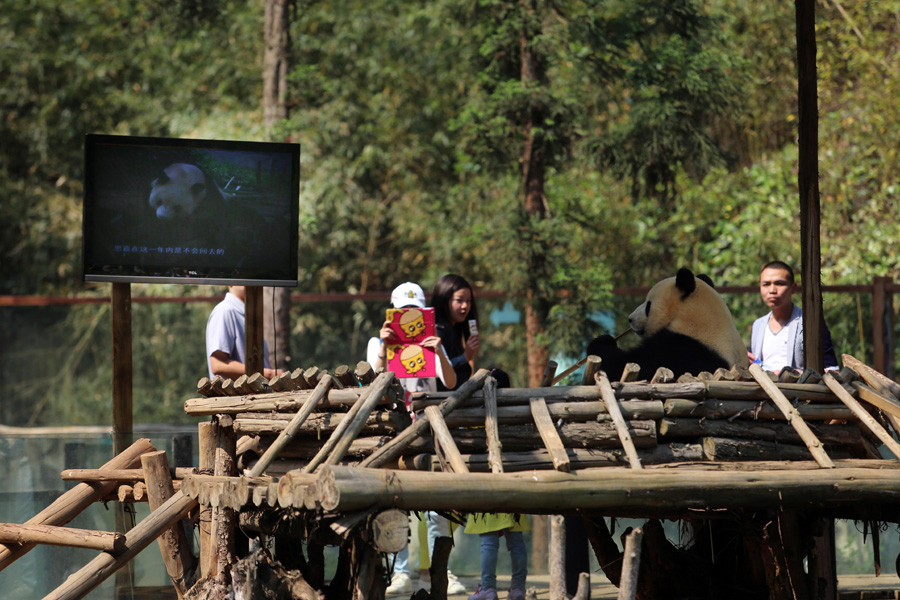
60, 467, 196, 482
700, 437, 856, 462
443, 400, 664, 427
319, 373, 395, 470
183, 386, 378, 416
249, 374, 334, 477
42, 491, 198, 600
458, 445, 704, 472
663, 398, 854, 422
312, 465, 900, 514
418, 420, 658, 453
0, 523, 125, 553
750, 363, 835, 468
359, 369, 490, 468
659, 418, 865, 448
233, 409, 409, 435
425, 405, 470, 473
410, 380, 841, 409
0, 437, 155, 571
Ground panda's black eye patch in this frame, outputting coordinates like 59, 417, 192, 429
645, 301, 651, 316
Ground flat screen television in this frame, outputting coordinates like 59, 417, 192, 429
82, 134, 300, 287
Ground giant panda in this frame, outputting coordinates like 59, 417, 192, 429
588, 268, 748, 380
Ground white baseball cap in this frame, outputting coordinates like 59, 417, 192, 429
390, 282, 426, 309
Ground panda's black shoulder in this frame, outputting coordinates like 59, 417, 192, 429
629, 329, 729, 379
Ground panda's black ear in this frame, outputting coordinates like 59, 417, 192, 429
697, 274, 715, 288
675, 268, 696, 299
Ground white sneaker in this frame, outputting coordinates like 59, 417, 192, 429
447, 571, 467, 595
386, 572, 413, 595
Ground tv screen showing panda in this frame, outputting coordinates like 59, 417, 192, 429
81, 134, 300, 287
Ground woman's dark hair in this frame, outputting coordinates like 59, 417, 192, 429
431, 273, 479, 337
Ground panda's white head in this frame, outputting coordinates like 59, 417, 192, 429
148, 163, 207, 220
629, 268, 748, 368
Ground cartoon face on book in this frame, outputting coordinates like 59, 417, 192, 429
385, 307, 437, 378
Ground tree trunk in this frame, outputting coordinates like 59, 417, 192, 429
263, 0, 294, 373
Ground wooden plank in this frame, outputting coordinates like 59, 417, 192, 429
749, 363, 834, 468
425, 405, 470, 474
595, 373, 643, 470
824, 374, 900, 459
529, 398, 570, 472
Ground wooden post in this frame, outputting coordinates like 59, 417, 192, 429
111, 282, 133, 453
795, 0, 824, 374
617, 527, 643, 600
245, 285, 265, 375
197, 421, 217, 579
212, 416, 237, 580
483, 376, 504, 474
142, 450, 198, 598
540, 360, 558, 387
873, 276, 892, 377
549, 515, 566, 600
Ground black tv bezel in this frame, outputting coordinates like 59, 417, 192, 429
81, 133, 300, 287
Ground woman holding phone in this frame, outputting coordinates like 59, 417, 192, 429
431, 273, 481, 391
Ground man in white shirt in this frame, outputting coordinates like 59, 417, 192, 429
206, 285, 281, 379
748, 261, 839, 372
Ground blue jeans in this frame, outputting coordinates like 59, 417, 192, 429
480, 530, 527, 590
393, 512, 450, 576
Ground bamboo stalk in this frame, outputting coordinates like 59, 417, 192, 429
749, 363, 835, 468
596, 373, 643, 470
824, 374, 900, 459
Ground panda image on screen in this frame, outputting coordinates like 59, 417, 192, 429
149, 163, 223, 221
587, 268, 748, 380
145, 162, 271, 268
